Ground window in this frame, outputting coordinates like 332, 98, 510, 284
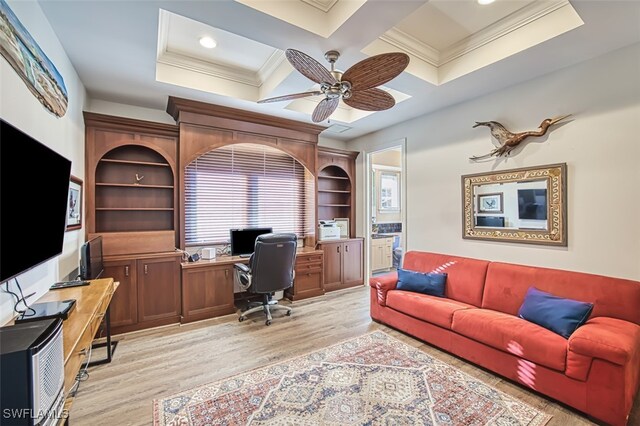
379, 171, 400, 211
184, 143, 314, 245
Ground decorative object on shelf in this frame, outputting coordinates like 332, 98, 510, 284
469, 115, 571, 160
258, 49, 409, 122
66, 175, 82, 231
0, 0, 68, 117
462, 163, 567, 246
135, 173, 145, 184
334, 218, 349, 238
477, 192, 503, 213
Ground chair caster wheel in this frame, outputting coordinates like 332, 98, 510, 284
238, 317, 245, 322
285, 311, 292, 316
265, 320, 272, 326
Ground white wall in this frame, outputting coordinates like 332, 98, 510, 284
0, 1, 87, 324
350, 43, 640, 281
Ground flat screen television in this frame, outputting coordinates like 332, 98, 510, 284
518, 189, 547, 220
0, 118, 72, 283
476, 216, 505, 227
80, 236, 104, 280
230, 228, 273, 256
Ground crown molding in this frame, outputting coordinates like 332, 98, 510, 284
257, 51, 287, 85
379, 0, 572, 68
441, 0, 572, 65
299, 0, 339, 13
380, 28, 440, 66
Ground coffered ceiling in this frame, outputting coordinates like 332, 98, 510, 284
38, 0, 640, 140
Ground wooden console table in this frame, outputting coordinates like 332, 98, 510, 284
25, 278, 117, 423
181, 247, 323, 323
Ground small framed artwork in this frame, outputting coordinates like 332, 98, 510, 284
334, 218, 349, 238
66, 175, 83, 231
477, 193, 503, 214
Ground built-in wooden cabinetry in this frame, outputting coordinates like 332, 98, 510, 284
317, 147, 363, 291
371, 237, 394, 272
103, 253, 181, 334
317, 147, 358, 239
181, 263, 235, 324
317, 238, 364, 291
85, 113, 181, 333
286, 250, 324, 300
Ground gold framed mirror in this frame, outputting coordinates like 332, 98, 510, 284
462, 163, 567, 246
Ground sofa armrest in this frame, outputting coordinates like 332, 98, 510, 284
370, 272, 398, 307
568, 317, 640, 366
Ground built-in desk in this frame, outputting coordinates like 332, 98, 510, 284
180, 247, 323, 323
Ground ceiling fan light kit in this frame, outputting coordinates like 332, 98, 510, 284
258, 49, 410, 123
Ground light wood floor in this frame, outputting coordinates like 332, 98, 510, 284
74, 286, 639, 425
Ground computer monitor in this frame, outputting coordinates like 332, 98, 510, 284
80, 236, 104, 280
230, 228, 273, 256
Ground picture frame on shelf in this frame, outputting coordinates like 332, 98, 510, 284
334, 218, 349, 238
66, 175, 82, 231
477, 193, 503, 213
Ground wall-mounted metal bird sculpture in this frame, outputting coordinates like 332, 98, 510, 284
469, 115, 571, 160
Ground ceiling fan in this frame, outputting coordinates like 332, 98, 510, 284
258, 49, 410, 123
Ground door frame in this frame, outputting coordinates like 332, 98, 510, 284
364, 138, 407, 284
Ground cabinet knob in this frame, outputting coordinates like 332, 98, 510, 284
144, 264, 148, 275
125, 265, 129, 277
346, 245, 349, 253
337, 246, 340, 253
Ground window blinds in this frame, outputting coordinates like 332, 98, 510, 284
184, 143, 315, 246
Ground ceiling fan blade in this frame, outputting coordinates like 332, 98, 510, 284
311, 97, 339, 122
341, 52, 409, 91
286, 49, 337, 85
344, 88, 395, 111
257, 91, 322, 104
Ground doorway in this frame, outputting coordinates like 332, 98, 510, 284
365, 141, 406, 282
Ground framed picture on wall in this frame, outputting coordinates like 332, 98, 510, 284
477, 192, 503, 214
334, 218, 349, 238
66, 175, 82, 231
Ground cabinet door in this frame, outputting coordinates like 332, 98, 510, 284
370, 240, 383, 271
321, 242, 343, 290
383, 238, 394, 269
137, 256, 181, 322
182, 265, 235, 323
342, 240, 364, 286
103, 259, 137, 327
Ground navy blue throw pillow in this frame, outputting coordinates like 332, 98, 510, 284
396, 268, 447, 297
518, 287, 593, 339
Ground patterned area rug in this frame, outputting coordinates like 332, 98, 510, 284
153, 331, 551, 425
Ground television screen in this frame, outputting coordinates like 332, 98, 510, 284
230, 228, 273, 256
476, 216, 505, 227
0, 119, 72, 283
518, 189, 547, 220
80, 236, 104, 280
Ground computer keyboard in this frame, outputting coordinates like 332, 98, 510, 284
50, 280, 90, 290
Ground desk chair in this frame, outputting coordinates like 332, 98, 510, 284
234, 233, 297, 325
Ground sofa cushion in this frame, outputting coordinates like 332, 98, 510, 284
386, 290, 474, 329
402, 251, 490, 307
396, 268, 446, 297
482, 262, 640, 325
452, 308, 568, 372
518, 287, 593, 338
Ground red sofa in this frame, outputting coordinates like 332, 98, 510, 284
370, 251, 640, 425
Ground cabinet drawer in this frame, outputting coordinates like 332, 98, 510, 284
296, 254, 323, 264
294, 271, 322, 293
295, 266, 322, 275
295, 261, 322, 271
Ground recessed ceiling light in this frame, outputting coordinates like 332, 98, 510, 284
478, 0, 495, 4
199, 36, 217, 49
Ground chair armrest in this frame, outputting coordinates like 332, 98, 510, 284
568, 317, 640, 366
370, 272, 398, 307
234, 263, 250, 274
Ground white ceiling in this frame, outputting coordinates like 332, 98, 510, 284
38, 0, 640, 140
